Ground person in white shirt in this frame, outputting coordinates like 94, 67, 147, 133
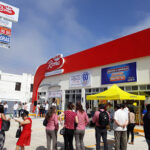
124, 104, 129, 115
114, 104, 128, 150
24, 102, 28, 111
51, 98, 57, 107
45, 102, 49, 115
4, 102, 8, 115
27, 103, 31, 112
13, 102, 18, 117
36, 103, 40, 118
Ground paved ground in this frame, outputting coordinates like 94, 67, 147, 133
4, 117, 148, 150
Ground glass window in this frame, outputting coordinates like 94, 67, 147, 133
85, 89, 89, 93
73, 90, 75, 93
15, 82, 21, 91
139, 85, 146, 90
30, 84, 33, 92
100, 88, 104, 92
96, 88, 99, 92
92, 88, 96, 92
104, 87, 107, 91
132, 86, 138, 91
119, 86, 124, 90
147, 85, 150, 90
126, 86, 132, 91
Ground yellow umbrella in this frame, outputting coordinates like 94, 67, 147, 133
86, 84, 145, 100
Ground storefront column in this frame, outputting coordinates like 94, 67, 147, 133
62, 90, 66, 111
82, 88, 86, 110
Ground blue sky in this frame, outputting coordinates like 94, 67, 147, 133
0, 0, 150, 75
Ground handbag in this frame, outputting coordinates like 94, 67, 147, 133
60, 128, 65, 135
2, 120, 10, 131
16, 126, 22, 138
43, 118, 48, 126
74, 122, 78, 130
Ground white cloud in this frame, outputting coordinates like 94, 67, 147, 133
119, 14, 150, 36
0, 0, 96, 75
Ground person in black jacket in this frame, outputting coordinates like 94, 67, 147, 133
143, 104, 150, 150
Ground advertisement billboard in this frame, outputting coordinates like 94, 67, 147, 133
0, 26, 11, 36
0, 18, 12, 28
0, 34, 10, 43
0, 1, 19, 22
70, 71, 91, 87
101, 62, 137, 84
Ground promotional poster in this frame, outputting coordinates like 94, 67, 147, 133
101, 62, 137, 84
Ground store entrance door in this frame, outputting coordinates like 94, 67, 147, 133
65, 89, 81, 110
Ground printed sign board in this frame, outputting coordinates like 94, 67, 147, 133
0, 26, 11, 36
48, 91, 62, 98
0, 1, 19, 22
101, 62, 137, 84
46, 54, 64, 73
0, 18, 12, 28
70, 72, 91, 87
0, 34, 10, 43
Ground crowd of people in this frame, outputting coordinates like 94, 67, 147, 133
13, 102, 31, 118
44, 102, 150, 150
0, 100, 150, 150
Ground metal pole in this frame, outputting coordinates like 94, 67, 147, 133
139, 100, 141, 126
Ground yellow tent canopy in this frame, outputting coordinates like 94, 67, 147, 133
86, 84, 145, 100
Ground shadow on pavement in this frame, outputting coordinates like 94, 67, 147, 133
3, 148, 7, 150
36, 146, 47, 150
57, 141, 64, 149
85, 148, 94, 150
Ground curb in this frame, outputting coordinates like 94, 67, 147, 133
134, 128, 144, 133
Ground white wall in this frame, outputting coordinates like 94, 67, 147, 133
0, 71, 34, 102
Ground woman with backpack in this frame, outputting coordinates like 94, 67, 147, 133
92, 104, 110, 150
59, 102, 78, 150
45, 106, 58, 150
75, 103, 89, 150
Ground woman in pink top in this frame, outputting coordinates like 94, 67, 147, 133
46, 106, 58, 150
60, 102, 78, 150
75, 103, 89, 150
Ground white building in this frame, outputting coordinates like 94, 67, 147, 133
32, 28, 150, 124
0, 70, 34, 103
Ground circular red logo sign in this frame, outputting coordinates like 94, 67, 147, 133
0, 4, 15, 15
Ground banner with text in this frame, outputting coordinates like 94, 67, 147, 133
48, 91, 62, 98
70, 72, 91, 88
101, 62, 137, 84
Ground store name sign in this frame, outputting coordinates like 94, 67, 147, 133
45, 54, 64, 76
0, 2, 19, 22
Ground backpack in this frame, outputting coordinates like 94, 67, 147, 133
99, 110, 109, 127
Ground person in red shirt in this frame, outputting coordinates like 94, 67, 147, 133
60, 102, 78, 150
15, 110, 32, 150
